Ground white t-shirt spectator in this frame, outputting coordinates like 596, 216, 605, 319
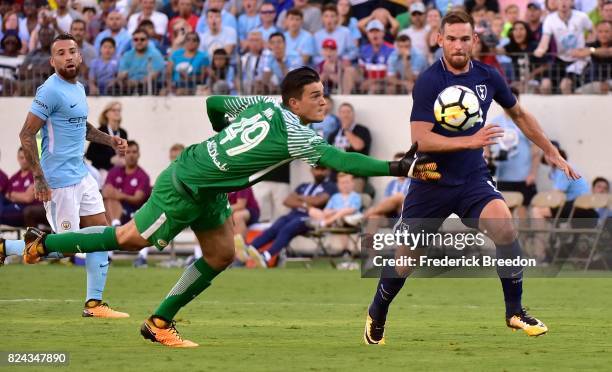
128, 11, 169, 36
198, 26, 237, 57
542, 10, 593, 62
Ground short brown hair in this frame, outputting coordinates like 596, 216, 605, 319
441, 10, 474, 31
322, 4, 338, 15
286, 8, 303, 18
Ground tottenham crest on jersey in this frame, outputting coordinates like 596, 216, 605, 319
475, 85, 487, 101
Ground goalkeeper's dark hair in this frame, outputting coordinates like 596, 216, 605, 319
280, 66, 320, 106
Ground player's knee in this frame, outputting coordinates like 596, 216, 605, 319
204, 242, 235, 269
114, 224, 146, 251
491, 224, 518, 245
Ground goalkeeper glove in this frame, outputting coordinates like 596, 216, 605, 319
388, 142, 441, 181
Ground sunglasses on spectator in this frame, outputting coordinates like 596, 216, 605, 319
260, 10, 275, 14
133, 37, 147, 41
186, 36, 199, 41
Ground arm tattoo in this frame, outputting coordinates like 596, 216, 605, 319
19, 116, 45, 179
86, 122, 113, 146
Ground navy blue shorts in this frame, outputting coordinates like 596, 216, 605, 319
400, 176, 503, 231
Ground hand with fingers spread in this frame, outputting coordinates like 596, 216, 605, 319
467, 124, 505, 149
544, 151, 580, 181
389, 142, 441, 181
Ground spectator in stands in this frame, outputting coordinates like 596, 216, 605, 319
167, 17, 192, 53
311, 94, 340, 140
0, 147, 36, 227
501, 3, 520, 37
19, 0, 39, 52
166, 31, 209, 95
502, 20, 549, 92
168, 0, 199, 43
195, 0, 237, 34
358, 19, 395, 94
317, 38, 358, 94
128, 0, 169, 40
314, 5, 357, 64
328, 102, 371, 155
237, 0, 260, 47
426, 7, 442, 63
169, 143, 185, 161
2, 10, 25, 54
198, 8, 237, 57
465, 0, 500, 14
592, 176, 610, 194
0, 31, 24, 96
240, 30, 267, 94
228, 186, 260, 246
337, 0, 361, 42
160, 0, 180, 19
358, 6, 400, 42
308, 172, 361, 228
113, 29, 166, 95
70, 20, 96, 74
386, 34, 428, 93
94, 10, 131, 57
262, 32, 301, 93
276, 0, 321, 34
284, 8, 316, 65
17, 25, 53, 96
86, 101, 128, 177
488, 87, 540, 219
535, 0, 594, 94
255, 2, 279, 43
49, 0, 83, 34
208, 48, 235, 94
399, 2, 429, 59
247, 166, 337, 268
0, 156, 8, 197
473, 33, 505, 77
103, 140, 150, 228
136, 19, 165, 53
571, 20, 611, 94
471, 4, 490, 35
88, 37, 119, 96
87, 0, 116, 42
524, 2, 545, 43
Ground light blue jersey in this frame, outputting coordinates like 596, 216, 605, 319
489, 114, 532, 182
551, 166, 590, 202
29, 73, 88, 189
326, 191, 362, 211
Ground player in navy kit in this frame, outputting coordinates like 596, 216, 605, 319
363, 11, 579, 344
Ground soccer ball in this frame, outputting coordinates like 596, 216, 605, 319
433, 85, 483, 132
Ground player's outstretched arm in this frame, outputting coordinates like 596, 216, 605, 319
86, 122, 128, 156
19, 113, 51, 202
317, 143, 440, 181
504, 103, 580, 180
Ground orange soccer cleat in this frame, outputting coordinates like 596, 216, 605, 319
140, 318, 199, 348
22, 227, 47, 264
82, 302, 130, 318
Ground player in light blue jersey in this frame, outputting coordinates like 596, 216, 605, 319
0, 33, 129, 318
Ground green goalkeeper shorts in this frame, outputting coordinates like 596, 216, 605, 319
133, 164, 231, 250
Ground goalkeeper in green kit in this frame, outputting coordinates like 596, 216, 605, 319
21, 67, 441, 348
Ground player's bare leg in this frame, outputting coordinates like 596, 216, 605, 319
141, 218, 235, 348
479, 199, 548, 336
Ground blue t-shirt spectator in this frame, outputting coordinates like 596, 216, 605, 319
89, 58, 119, 94
284, 29, 316, 60
325, 191, 362, 211
255, 25, 280, 43
195, 9, 237, 34
238, 13, 260, 40
94, 29, 131, 57
384, 178, 411, 197
264, 50, 302, 83
119, 47, 166, 80
490, 114, 533, 182
551, 167, 590, 202
170, 48, 209, 83
386, 48, 429, 78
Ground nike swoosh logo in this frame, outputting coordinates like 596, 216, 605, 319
70, 103, 77, 108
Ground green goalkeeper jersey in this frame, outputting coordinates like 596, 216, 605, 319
173, 96, 390, 196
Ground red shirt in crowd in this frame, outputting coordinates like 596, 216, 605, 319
105, 166, 152, 208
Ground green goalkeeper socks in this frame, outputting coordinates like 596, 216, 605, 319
153, 258, 222, 321
44, 226, 119, 254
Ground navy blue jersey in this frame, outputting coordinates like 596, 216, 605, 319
410, 59, 517, 185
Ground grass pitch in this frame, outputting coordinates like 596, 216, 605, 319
2, 264, 611, 372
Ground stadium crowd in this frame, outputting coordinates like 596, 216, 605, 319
0, 0, 610, 96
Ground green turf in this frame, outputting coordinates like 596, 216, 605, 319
1, 264, 611, 372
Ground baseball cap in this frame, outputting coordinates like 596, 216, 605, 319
366, 19, 384, 32
527, 2, 542, 9
322, 38, 337, 49
409, 2, 426, 14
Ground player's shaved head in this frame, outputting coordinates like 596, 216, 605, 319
50, 33, 82, 82
281, 67, 326, 124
